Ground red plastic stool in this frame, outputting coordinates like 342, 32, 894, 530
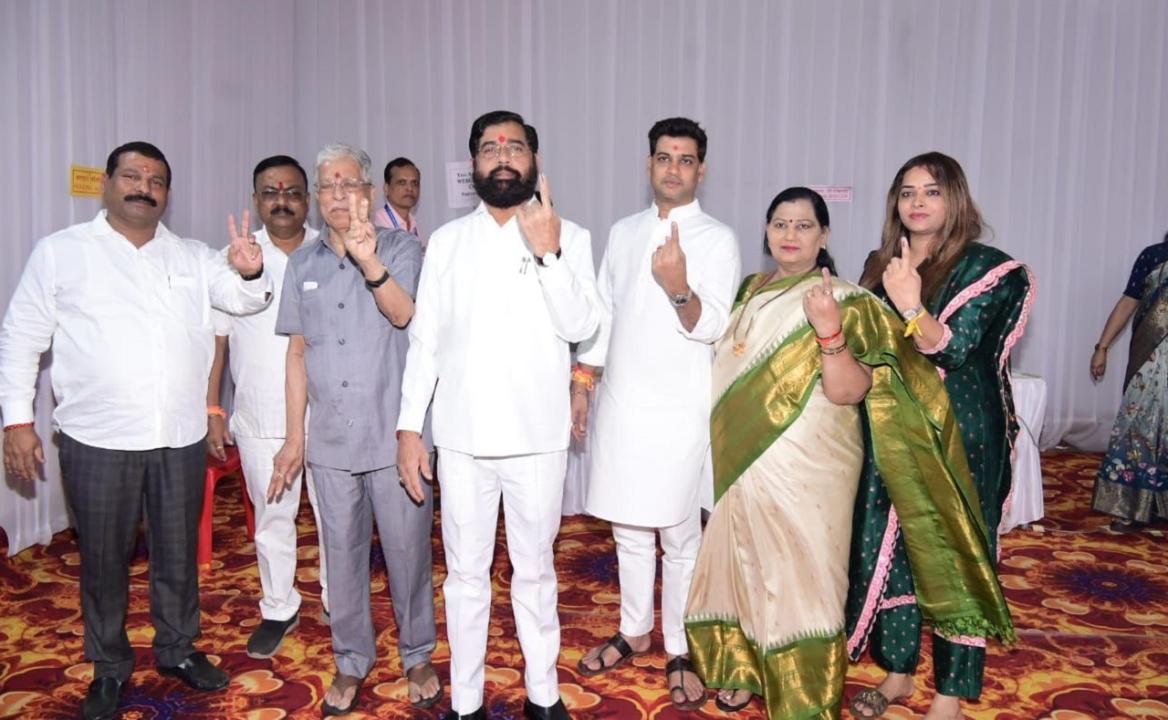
197, 445, 255, 570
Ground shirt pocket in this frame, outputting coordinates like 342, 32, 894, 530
299, 285, 326, 338
165, 273, 207, 328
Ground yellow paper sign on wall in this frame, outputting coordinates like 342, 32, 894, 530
70, 165, 104, 198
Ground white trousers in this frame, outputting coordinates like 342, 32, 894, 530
611, 502, 702, 656
438, 448, 567, 713
234, 435, 329, 620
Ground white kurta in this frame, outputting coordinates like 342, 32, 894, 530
579, 200, 740, 527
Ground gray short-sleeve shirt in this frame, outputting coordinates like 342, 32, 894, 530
276, 227, 421, 473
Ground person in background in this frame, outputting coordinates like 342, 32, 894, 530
206, 155, 331, 659
1090, 231, 1168, 533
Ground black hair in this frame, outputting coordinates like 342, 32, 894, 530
252, 155, 308, 190
105, 141, 172, 188
383, 157, 418, 184
648, 117, 708, 162
762, 186, 837, 275
468, 110, 539, 157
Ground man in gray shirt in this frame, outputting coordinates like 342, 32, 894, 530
270, 143, 439, 716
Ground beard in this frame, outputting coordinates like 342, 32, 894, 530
472, 161, 538, 208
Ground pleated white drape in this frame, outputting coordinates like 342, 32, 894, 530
3, 0, 1166, 553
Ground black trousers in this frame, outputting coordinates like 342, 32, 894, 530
59, 433, 206, 680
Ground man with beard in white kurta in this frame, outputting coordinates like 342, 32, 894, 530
397, 110, 601, 720
573, 118, 741, 712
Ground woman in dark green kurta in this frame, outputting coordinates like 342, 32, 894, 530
846, 152, 1033, 719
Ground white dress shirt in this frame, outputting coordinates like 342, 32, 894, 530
212, 225, 318, 439
579, 200, 741, 526
0, 211, 272, 450
397, 201, 600, 456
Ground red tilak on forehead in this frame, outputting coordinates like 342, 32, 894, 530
672, 145, 679, 151
334, 172, 341, 179
277, 181, 284, 190
497, 134, 507, 144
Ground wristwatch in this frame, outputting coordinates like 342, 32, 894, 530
535, 248, 562, 267
365, 269, 391, 289
901, 305, 924, 321
669, 289, 694, 307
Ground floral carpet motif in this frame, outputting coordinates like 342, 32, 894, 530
1, 451, 1166, 718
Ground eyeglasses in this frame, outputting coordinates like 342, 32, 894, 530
258, 188, 306, 203
315, 179, 371, 196
477, 142, 531, 161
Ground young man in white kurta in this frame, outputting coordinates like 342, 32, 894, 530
207, 156, 329, 659
397, 111, 600, 720
576, 118, 741, 710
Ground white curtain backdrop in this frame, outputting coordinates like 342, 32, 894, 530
3, 0, 1167, 554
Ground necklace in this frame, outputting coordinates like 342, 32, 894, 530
729, 270, 812, 356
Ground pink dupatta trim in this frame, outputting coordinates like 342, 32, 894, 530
930, 259, 1037, 539
847, 507, 901, 655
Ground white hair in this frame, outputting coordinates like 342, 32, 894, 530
314, 143, 372, 184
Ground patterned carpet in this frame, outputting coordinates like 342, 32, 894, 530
1, 451, 1166, 719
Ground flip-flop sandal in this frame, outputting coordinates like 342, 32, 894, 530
665, 655, 707, 712
322, 673, 364, 717
576, 633, 643, 677
714, 688, 753, 712
406, 662, 443, 710
850, 687, 895, 719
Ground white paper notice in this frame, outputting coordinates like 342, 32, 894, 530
446, 160, 478, 209
810, 185, 853, 203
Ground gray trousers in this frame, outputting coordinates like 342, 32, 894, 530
58, 433, 205, 680
310, 463, 436, 678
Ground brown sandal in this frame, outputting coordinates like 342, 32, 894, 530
577, 633, 643, 677
665, 655, 707, 711
406, 661, 443, 710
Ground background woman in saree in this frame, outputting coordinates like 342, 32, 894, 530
1090, 232, 1168, 532
848, 152, 1034, 720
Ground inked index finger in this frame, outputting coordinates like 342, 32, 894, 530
537, 173, 552, 208
669, 221, 680, 246
240, 209, 253, 242
899, 235, 910, 258
821, 266, 833, 291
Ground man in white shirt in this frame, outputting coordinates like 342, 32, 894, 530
0, 141, 271, 720
396, 110, 601, 720
206, 155, 330, 660
373, 157, 423, 247
574, 118, 741, 712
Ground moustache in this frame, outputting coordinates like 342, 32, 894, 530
269, 206, 294, 216
124, 194, 158, 207
489, 167, 520, 182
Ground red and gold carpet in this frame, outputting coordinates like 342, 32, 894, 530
1, 451, 1166, 718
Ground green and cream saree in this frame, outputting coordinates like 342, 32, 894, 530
684, 272, 1013, 719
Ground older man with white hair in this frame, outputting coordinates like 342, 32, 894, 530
270, 143, 439, 716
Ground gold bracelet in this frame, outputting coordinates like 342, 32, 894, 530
820, 341, 848, 356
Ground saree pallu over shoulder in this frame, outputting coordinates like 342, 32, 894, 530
1126, 258, 1168, 389
711, 276, 1015, 644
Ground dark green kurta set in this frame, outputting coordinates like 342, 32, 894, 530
845, 244, 1032, 698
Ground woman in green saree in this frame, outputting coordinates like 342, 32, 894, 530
847, 152, 1033, 719
684, 187, 1012, 719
